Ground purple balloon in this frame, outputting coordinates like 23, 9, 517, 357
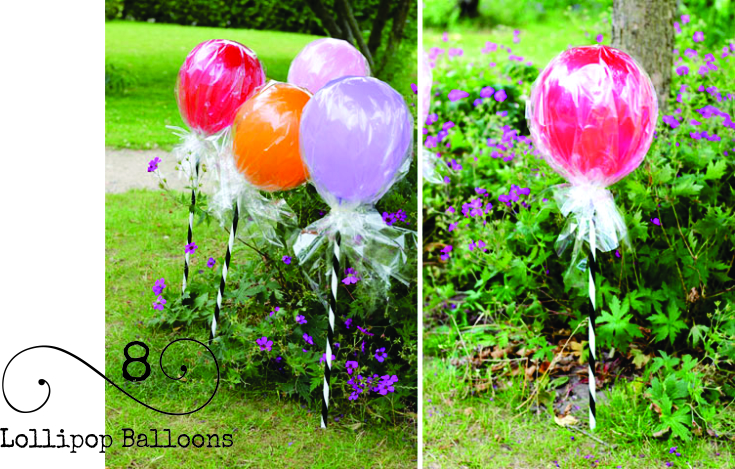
288, 38, 370, 94
300, 76, 413, 206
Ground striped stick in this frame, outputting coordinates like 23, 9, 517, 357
321, 232, 340, 428
182, 162, 200, 295
587, 251, 598, 430
210, 201, 239, 343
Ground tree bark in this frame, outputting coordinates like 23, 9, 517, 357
458, 0, 479, 18
368, 0, 393, 56
611, 0, 676, 112
335, 0, 374, 69
304, 0, 343, 39
377, 0, 412, 76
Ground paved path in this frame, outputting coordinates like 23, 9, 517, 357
105, 147, 215, 193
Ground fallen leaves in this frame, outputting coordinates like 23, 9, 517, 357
554, 414, 579, 427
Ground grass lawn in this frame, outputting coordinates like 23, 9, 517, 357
106, 21, 417, 151
105, 190, 416, 467
423, 358, 733, 469
424, 12, 607, 71
105, 21, 319, 150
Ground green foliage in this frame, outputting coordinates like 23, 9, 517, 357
106, 0, 124, 20
105, 63, 137, 95
644, 352, 733, 440
423, 0, 612, 29
122, 0, 386, 36
596, 295, 643, 350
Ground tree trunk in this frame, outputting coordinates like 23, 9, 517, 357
611, 0, 675, 112
377, 0, 412, 76
458, 0, 479, 18
368, 0, 393, 56
335, 0, 374, 69
304, 0, 343, 38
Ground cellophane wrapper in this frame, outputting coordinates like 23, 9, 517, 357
526, 45, 658, 273
205, 129, 298, 249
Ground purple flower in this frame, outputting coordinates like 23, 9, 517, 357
345, 360, 358, 375
147, 157, 161, 173
268, 306, 279, 317
469, 239, 487, 252
152, 295, 166, 311
480, 86, 495, 98
345, 318, 352, 329
342, 267, 360, 285
375, 347, 387, 362
662, 115, 680, 129
448, 222, 458, 232
282, 255, 292, 265
693, 31, 704, 42
207, 257, 216, 268
473, 98, 483, 107
596, 34, 603, 43
651, 217, 661, 226
681, 14, 689, 23
615, 250, 621, 258
303, 333, 313, 345
357, 325, 374, 337
184, 242, 198, 254
372, 375, 398, 395
676, 65, 689, 76
494, 89, 507, 102
152, 278, 166, 296
296, 315, 307, 325
448, 89, 470, 101
674, 21, 682, 34
410, 83, 417, 94
442, 32, 448, 42
256, 336, 273, 352
440, 245, 452, 261
684, 48, 698, 59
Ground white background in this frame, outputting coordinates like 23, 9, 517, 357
0, 1, 104, 467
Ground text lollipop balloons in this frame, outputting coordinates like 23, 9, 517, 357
177, 39, 266, 135
300, 76, 413, 207
528, 45, 658, 187
288, 38, 370, 95
232, 82, 311, 192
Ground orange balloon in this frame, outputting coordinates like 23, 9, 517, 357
232, 82, 311, 191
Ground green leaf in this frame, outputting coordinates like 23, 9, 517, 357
650, 301, 687, 345
704, 159, 727, 181
671, 176, 703, 197
596, 296, 642, 349
688, 324, 709, 347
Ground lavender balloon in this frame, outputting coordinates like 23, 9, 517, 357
288, 38, 370, 95
300, 76, 413, 207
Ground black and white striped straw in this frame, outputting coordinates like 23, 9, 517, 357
182, 162, 200, 295
321, 231, 340, 428
587, 250, 598, 430
210, 201, 239, 343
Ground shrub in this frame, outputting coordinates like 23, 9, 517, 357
148, 157, 418, 424
106, 0, 124, 20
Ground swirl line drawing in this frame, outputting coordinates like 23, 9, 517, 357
2, 338, 219, 415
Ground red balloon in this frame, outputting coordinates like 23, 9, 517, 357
528, 45, 658, 186
176, 39, 266, 135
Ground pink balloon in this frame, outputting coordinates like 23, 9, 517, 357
176, 39, 265, 135
288, 38, 370, 94
527, 45, 658, 186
